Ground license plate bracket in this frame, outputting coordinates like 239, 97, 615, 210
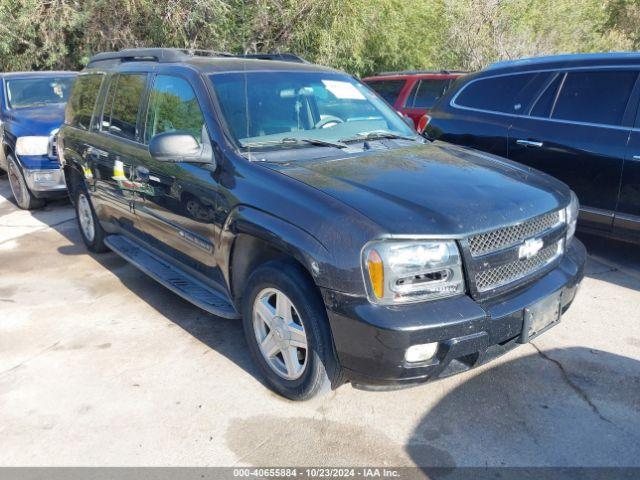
519, 290, 562, 343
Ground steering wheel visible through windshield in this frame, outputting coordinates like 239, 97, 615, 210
208, 71, 416, 149
6, 76, 75, 109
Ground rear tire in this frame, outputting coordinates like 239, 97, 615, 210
75, 185, 108, 253
7, 155, 45, 210
242, 260, 335, 400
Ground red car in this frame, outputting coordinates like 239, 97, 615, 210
362, 70, 467, 129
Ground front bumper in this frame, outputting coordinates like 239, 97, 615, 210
323, 239, 586, 388
17, 155, 67, 198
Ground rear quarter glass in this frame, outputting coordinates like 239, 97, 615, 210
66, 73, 105, 130
364, 79, 406, 105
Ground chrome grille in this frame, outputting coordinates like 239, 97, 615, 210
48, 129, 59, 158
475, 241, 561, 292
468, 210, 561, 257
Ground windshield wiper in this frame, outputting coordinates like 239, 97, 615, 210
243, 137, 347, 149
339, 130, 418, 143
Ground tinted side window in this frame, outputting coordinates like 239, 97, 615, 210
365, 80, 405, 104
66, 74, 103, 130
411, 79, 450, 109
529, 74, 562, 118
145, 75, 205, 144
455, 73, 538, 113
551, 70, 638, 126
102, 73, 147, 141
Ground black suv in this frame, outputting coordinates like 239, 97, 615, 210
424, 52, 640, 244
58, 48, 585, 400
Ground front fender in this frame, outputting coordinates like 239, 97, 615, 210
220, 205, 333, 291
61, 147, 88, 200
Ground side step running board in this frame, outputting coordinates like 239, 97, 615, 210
104, 235, 240, 319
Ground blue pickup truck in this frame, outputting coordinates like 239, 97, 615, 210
0, 71, 77, 209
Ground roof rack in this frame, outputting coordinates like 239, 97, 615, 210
375, 69, 468, 76
87, 48, 307, 67
240, 53, 307, 63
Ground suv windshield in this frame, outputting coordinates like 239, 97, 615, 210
6, 76, 74, 109
209, 72, 415, 148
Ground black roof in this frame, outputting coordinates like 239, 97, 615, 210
486, 52, 640, 74
85, 48, 334, 74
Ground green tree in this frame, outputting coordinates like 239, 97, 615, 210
0, 0, 636, 76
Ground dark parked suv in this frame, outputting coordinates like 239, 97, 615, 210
424, 52, 640, 244
58, 48, 585, 400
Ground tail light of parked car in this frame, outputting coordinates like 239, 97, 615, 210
417, 114, 431, 134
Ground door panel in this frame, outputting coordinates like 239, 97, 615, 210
437, 111, 512, 157
134, 73, 223, 282
90, 72, 148, 236
615, 131, 640, 240
96, 137, 149, 236
439, 73, 551, 158
509, 69, 637, 232
508, 118, 628, 231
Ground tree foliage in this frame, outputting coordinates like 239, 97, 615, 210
0, 0, 635, 76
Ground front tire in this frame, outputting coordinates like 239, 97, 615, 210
75, 186, 108, 253
7, 155, 44, 210
242, 260, 335, 400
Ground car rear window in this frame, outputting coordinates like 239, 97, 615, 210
551, 70, 638, 126
407, 79, 451, 109
454, 73, 539, 114
66, 74, 104, 130
364, 79, 405, 105
101, 73, 147, 141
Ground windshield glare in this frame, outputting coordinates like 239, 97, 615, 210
6, 77, 74, 109
208, 72, 415, 148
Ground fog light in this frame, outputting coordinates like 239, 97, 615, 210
405, 342, 438, 363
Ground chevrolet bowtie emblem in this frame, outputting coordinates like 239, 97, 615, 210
519, 237, 544, 260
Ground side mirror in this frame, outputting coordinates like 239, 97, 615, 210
149, 131, 215, 166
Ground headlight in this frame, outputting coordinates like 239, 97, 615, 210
565, 191, 579, 245
362, 240, 465, 305
15, 136, 50, 156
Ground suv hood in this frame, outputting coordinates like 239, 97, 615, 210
264, 142, 570, 236
4, 103, 66, 137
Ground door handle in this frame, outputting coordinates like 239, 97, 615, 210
86, 146, 108, 158
516, 139, 544, 148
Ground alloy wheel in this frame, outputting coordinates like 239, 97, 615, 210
252, 288, 308, 380
77, 192, 96, 243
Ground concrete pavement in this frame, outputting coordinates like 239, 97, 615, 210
1, 174, 639, 467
